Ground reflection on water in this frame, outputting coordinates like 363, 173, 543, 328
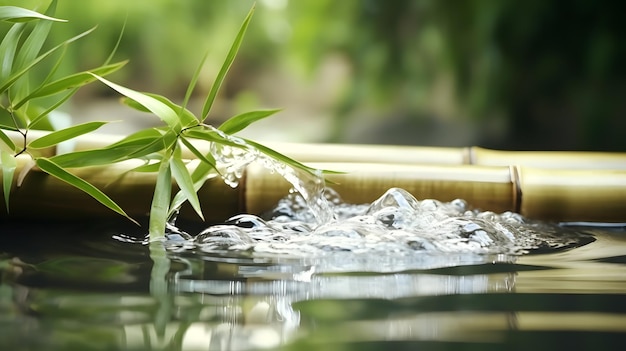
1, 218, 625, 350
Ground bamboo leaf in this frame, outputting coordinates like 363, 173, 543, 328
50, 132, 169, 168
149, 156, 172, 238
36, 157, 137, 224
125, 129, 178, 159
1, 149, 16, 211
170, 150, 204, 220
244, 138, 319, 175
130, 161, 161, 173
0, 6, 66, 22
184, 127, 242, 147
28, 87, 78, 128
13, 1, 58, 71
121, 93, 196, 128
201, 5, 254, 121
180, 136, 216, 169
90, 74, 181, 130
218, 109, 281, 135
181, 51, 208, 122
168, 159, 217, 219
0, 22, 25, 81
50, 148, 133, 168
0, 129, 16, 153
27, 121, 108, 149
14, 60, 128, 108
0, 27, 96, 96
104, 16, 125, 65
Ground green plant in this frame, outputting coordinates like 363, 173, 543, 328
0, 2, 318, 238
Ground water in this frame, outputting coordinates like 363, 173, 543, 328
1, 189, 625, 350
1, 143, 625, 350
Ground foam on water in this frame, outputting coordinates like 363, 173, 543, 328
189, 187, 585, 257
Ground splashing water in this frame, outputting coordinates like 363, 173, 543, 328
189, 187, 591, 257
159, 136, 593, 259
210, 128, 332, 225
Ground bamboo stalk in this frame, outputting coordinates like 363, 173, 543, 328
7, 130, 626, 169
2, 157, 625, 223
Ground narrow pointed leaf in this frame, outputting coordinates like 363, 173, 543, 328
170, 151, 203, 220
149, 156, 172, 238
28, 87, 78, 128
0, 129, 16, 153
50, 148, 137, 168
14, 1, 57, 70
0, 27, 96, 95
90, 74, 180, 130
168, 159, 217, 219
120, 93, 196, 127
0, 23, 25, 81
0, 6, 66, 22
1, 149, 16, 211
15, 61, 128, 108
36, 157, 137, 224
181, 51, 208, 122
130, 161, 161, 173
202, 5, 254, 120
104, 17, 125, 65
28, 121, 108, 149
218, 109, 281, 134
244, 138, 318, 175
49, 131, 171, 168
180, 136, 216, 169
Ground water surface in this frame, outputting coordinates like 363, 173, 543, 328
1, 188, 625, 350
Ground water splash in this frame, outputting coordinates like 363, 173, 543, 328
165, 135, 593, 258
190, 187, 593, 257
210, 127, 332, 225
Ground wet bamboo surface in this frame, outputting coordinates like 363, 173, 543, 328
2, 131, 626, 223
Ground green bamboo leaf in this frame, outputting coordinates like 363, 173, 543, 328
50, 133, 167, 168
168, 158, 217, 219
13, 1, 58, 71
149, 156, 172, 238
184, 127, 242, 147
27, 121, 108, 149
28, 87, 78, 128
0, 129, 16, 153
0, 6, 66, 22
0, 22, 25, 81
120, 93, 196, 128
104, 16, 125, 65
130, 161, 161, 173
180, 136, 216, 169
107, 128, 163, 146
244, 138, 319, 175
125, 129, 178, 159
218, 109, 281, 135
90, 74, 181, 130
50, 148, 133, 168
170, 150, 203, 220
1, 149, 16, 211
13, 61, 128, 108
36, 157, 137, 224
181, 51, 208, 122
201, 5, 254, 121
0, 27, 96, 96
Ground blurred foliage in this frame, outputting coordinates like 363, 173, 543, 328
1, 0, 624, 150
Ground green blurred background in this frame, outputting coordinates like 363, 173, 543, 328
3, 0, 626, 150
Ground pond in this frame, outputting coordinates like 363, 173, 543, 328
1, 188, 626, 351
